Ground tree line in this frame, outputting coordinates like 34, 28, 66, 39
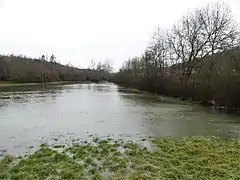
113, 2, 240, 111
0, 54, 113, 83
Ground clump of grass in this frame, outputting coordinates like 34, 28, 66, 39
0, 155, 15, 179
53, 144, 65, 148
40, 143, 48, 148
1, 137, 240, 179
3, 148, 83, 179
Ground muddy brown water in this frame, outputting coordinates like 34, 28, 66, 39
0, 83, 240, 155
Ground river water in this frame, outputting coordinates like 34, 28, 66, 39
0, 83, 240, 155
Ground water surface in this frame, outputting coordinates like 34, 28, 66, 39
0, 83, 240, 155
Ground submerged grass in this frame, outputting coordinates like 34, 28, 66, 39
1, 137, 240, 179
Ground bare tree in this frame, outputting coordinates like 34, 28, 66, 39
66, 61, 73, 68
45, 54, 49, 61
168, 10, 208, 82
130, 57, 140, 76
199, 2, 239, 86
102, 59, 113, 73
96, 62, 103, 71
50, 54, 56, 63
141, 50, 151, 79
40, 55, 45, 61
121, 59, 131, 71
168, 2, 239, 83
148, 26, 168, 76
88, 59, 96, 70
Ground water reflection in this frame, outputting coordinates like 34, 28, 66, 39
0, 85, 66, 108
86, 83, 116, 92
117, 87, 240, 139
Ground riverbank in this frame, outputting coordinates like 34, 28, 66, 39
120, 87, 194, 105
1, 137, 240, 179
116, 83, 240, 114
0, 81, 112, 88
0, 81, 80, 87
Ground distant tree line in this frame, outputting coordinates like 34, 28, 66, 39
0, 54, 113, 83
113, 2, 240, 111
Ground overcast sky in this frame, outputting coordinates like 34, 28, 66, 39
0, 0, 239, 70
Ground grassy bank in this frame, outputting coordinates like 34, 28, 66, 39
1, 137, 240, 179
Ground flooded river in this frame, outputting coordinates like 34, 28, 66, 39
0, 83, 240, 155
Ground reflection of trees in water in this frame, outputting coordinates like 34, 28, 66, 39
117, 87, 240, 139
86, 83, 113, 92
117, 89, 164, 106
117, 88, 142, 95
0, 85, 65, 107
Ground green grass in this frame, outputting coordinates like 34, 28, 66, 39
1, 137, 240, 179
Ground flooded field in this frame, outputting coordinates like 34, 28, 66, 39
0, 83, 240, 155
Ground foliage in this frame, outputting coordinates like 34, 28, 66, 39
0, 55, 112, 83
113, 2, 240, 111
